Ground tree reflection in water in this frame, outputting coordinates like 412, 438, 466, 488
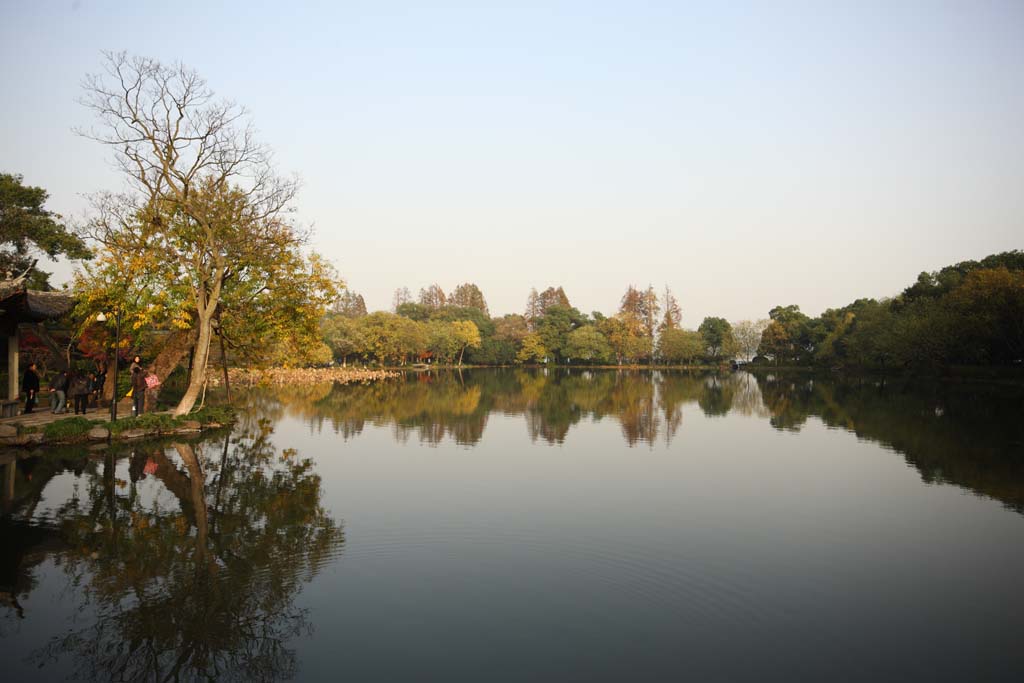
24, 423, 344, 681
242, 368, 1024, 512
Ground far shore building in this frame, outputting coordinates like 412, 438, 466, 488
0, 275, 74, 414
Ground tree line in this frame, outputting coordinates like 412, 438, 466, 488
757, 251, 1024, 368
322, 283, 759, 367
323, 250, 1024, 369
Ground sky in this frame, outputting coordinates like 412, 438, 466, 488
2, 1, 1022, 325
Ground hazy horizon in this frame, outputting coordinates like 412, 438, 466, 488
2, 1, 1021, 324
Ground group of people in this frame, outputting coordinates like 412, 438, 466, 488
44, 366, 106, 415
20, 355, 150, 417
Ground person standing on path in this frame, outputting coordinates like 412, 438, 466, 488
49, 370, 68, 414
68, 371, 91, 415
22, 362, 40, 414
131, 363, 147, 416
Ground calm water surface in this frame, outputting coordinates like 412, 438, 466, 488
2, 369, 1024, 681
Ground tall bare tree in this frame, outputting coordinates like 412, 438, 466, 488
80, 52, 306, 415
392, 286, 412, 311
659, 286, 682, 332
448, 282, 489, 314
418, 283, 447, 309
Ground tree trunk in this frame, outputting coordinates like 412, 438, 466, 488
219, 331, 231, 402
176, 443, 209, 567
104, 362, 116, 402
173, 313, 214, 416
146, 328, 198, 412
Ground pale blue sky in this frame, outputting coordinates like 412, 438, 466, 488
2, 1, 1022, 323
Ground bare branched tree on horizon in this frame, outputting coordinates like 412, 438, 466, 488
78, 51, 308, 415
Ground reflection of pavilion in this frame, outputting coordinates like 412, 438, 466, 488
1, 449, 79, 618
0, 274, 75, 409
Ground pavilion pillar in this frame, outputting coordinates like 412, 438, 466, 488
7, 329, 19, 401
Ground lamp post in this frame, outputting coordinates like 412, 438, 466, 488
96, 310, 122, 422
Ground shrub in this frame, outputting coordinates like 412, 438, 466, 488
43, 417, 99, 440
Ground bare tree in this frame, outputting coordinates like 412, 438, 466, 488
418, 283, 447, 309
392, 286, 412, 311
732, 319, 770, 361
79, 52, 302, 415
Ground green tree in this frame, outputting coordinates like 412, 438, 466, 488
657, 328, 705, 364
564, 326, 613, 363
395, 301, 431, 321
322, 313, 364, 364
598, 315, 647, 365
0, 172, 91, 287
534, 304, 586, 362
79, 52, 334, 415
452, 320, 482, 365
757, 305, 812, 364
427, 320, 459, 364
698, 317, 735, 360
516, 333, 548, 364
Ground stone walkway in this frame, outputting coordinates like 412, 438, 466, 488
0, 399, 138, 429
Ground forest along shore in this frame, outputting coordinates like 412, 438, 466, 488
209, 367, 399, 387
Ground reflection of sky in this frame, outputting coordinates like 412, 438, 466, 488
3, 380, 1024, 680
3, 2, 1024, 322
280, 404, 1024, 681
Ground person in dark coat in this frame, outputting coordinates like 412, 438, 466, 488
49, 370, 69, 414
68, 371, 91, 415
22, 363, 40, 414
90, 367, 105, 408
131, 364, 147, 416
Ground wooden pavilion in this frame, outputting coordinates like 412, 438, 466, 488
0, 275, 74, 410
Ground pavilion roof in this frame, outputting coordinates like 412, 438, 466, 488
0, 275, 75, 329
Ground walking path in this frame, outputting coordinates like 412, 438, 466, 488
0, 399, 139, 429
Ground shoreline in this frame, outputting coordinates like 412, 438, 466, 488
0, 406, 235, 449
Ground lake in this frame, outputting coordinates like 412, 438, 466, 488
2, 369, 1024, 681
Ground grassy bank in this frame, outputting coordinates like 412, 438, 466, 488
1, 405, 236, 448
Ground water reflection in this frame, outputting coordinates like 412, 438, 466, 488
1, 422, 343, 681
245, 368, 1024, 512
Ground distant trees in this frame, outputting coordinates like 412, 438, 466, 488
448, 283, 488, 315
732, 319, 769, 361
392, 286, 412, 311
657, 328, 704, 365
698, 317, 735, 360
317, 250, 1024, 370
526, 286, 570, 322
516, 333, 548, 363
757, 306, 812, 365
419, 283, 447, 309
333, 290, 367, 318
565, 325, 613, 363
749, 251, 1024, 368
659, 286, 682, 332
534, 304, 586, 362
598, 315, 647, 365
